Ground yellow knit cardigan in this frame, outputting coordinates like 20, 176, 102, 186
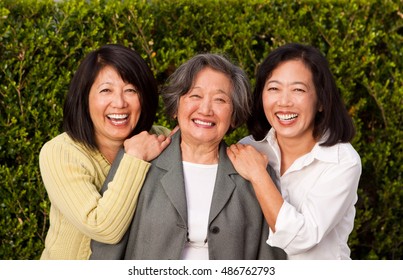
39, 126, 170, 259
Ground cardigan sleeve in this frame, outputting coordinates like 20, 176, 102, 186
39, 138, 150, 244
150, 125, 171, 137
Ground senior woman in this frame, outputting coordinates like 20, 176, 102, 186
90, 53, 286, 260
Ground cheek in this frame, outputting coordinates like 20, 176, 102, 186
219, 110, 232, 128
132, 99, 142, 115
88, 97, 103, 117
262, 98, 275, 124
306, 98, 319, 116
225, 106, 234, 124
262, 95, 274, 113
178, 101, 196, 117
176, 105, 188, 125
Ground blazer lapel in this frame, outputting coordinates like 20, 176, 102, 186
154, 130, 188, 225
208, 141, 237, 224
154, 134, 238, 227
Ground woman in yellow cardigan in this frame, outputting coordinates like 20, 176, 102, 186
39, 44, 171, 259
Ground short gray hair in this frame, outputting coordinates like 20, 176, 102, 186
162, 53, 251, 131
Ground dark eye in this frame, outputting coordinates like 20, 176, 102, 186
189, 94, 201, 99
215, 96, 230, 103
100, 88, 111, 93
267, 87, 279, 92
126, 88, 138, 94
293, 88, 306, 93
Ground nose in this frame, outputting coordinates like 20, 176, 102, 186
111, 91, 127, 108
198, 96, 213, 115
277, 90, 293, 107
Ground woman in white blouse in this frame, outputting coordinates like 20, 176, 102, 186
227, 43, 362, 259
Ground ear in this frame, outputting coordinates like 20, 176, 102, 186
231, 118, 237, 129
318, 104, 323, 112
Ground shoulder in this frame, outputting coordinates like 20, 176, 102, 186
41, 133, 70, 151
238, 130, 274, 152
41, 132, 84, 150
149, 125, 171, 137
335, 142, 361, 166
238, 135, 256, 145
238, 134, 270, 152
40, 132, 95, 161
314, 140, 361, 165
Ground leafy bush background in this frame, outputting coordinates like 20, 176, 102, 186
0, 0, 401, 260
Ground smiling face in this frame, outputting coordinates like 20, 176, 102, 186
177, 67, 233, 148
89, 65, 141, 147
262, 59, 320, 143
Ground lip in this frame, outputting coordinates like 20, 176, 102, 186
275, 112, 298, 121
107, 113, 129, 126
193, 118, 215, 127
107, 113, 128, 119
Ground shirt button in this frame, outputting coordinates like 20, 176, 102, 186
210, 226, 220, 234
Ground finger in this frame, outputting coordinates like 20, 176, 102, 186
162, 135, 171, 145
139, 130, 150, 137
228, 144, 238, 152
236, 143, 244, 148
158, 135, 172, 151
226, 147, 236, 159
230, 144, 243, 154
157, 134, 167, 142
226, 147, 233, 159
168, 126, 179, 137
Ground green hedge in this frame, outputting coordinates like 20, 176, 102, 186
0, 0, 401, 260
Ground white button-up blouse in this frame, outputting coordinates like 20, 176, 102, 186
240, 128, 361, 259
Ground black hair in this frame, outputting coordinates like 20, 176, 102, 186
63, 44, 158, 149
248, 43, 355, 146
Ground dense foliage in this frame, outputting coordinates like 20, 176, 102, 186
0, 0, 401, 259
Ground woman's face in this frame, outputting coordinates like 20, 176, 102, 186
262, 59, 319, 143
177, 67, 233, 147
89, 65, 141, 147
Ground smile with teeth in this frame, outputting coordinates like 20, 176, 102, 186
276, 113, 298, 121
107, 114, 128, 124
193, 119, 215, 126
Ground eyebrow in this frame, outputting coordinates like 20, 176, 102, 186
96, 82, 113, 89
97, 81, 136, 89
267, 80, 309, 88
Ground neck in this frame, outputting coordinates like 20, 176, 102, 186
277, 134, 316, 175
180, 140, 220, 164
97, 141, 122, 164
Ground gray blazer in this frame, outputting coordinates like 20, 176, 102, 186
90, 131, 286, 260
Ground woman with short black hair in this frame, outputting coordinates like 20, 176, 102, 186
40, 44, 171, 259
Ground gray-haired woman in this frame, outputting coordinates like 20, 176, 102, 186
90, 53, 286, 260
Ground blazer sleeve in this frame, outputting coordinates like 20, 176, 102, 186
257, 218, 287, 260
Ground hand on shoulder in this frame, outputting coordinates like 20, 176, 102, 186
123, 131, 172, 161
227, 143, 269, 182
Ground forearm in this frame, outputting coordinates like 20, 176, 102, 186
250, 172, 284, 232
89, 154, 150, 243
40, 142, 150, 244
268, 160, 361, 254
